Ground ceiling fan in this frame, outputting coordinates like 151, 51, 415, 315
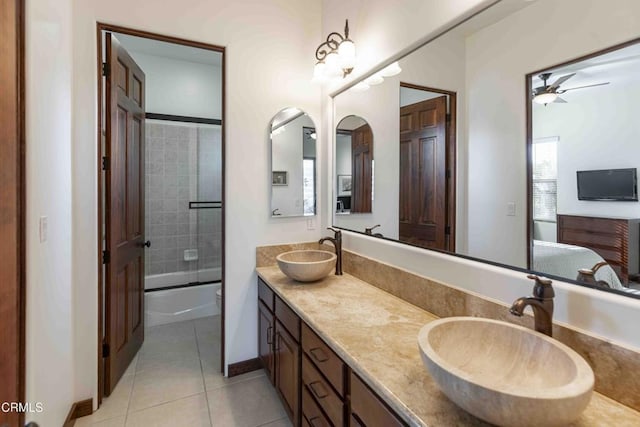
532, 72, 610, 105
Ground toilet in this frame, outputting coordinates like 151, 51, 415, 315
216, 288, 222, 310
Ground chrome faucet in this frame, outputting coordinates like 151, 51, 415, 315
319, 227, 342, 275
509, 275, 555, 337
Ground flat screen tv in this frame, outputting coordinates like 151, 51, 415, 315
577, 168, 638, 201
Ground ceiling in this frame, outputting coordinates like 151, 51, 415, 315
532, 42, 640, 91
115, 33, 222, 66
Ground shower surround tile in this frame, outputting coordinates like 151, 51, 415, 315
145, 121, 222, 280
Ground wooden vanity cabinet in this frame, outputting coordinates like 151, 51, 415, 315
258, 278, 405, 427
350, 372, 405, 427
258, 279, 275, 383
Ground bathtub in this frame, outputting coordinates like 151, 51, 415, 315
145, 268, 222, 327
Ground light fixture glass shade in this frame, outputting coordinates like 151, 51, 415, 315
364, 73, 384, 86
352, 81, 370, 92
310, 132, 317, 140
338, 40, 356, 69
312, 61, 327, 83
533, 92, 558, 105
324, 51, 342, 78
380, 61, 402, 77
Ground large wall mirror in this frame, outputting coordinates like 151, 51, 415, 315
270, 108, 317, 217
335, 115, 374, 215
332, 0, 640, 298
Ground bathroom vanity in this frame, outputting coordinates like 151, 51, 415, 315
256, 264, 640, 426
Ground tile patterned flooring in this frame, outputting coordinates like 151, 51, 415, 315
76, 316, 291, 427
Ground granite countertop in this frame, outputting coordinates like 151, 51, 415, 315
256, 266, 640, 427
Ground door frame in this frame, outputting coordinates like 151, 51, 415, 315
399, 82, 457, 252
0, 0, 25, 425
96, 23, 226, 404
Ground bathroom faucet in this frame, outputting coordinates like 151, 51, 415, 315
576, 261, 611, 289
509, 275, 555, 337
319, 227, 342, 275
365, 224, 381, 236
272, 208, 281, 216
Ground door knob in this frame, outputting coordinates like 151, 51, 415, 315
139, 240, 151, 248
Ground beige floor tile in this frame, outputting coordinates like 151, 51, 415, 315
145, 319, 196, 343
129, 357, 204, 412
195, 315, 221, 342
204, 368, 265, 392
75, 375, 134, 424
126, 393, 211, 427
206, 375, 286, 426
258, 418, 292, 427
136, 337, 200, 372
75, 415, 126, 427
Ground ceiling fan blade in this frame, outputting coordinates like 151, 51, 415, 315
559, 82, 610, 92
554, 96, 568, 103
548, 73, 576, 90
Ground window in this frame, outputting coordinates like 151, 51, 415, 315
532, 136, 558, 222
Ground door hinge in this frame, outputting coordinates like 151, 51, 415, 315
445, 225, 451, 235
102, 62, 109, 77
446, 169, 451, 179
102, 250, 110, 264
445, 113, 452, 123
102, 342, 110, 358
102, 156, 110, 171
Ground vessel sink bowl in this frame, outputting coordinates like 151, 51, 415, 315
276, 250, 337, 282
418, 317, 594, 427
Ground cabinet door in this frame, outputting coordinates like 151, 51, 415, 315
258, 301, 275, 383
275, 320, 301, 425
350, 372, 405, 427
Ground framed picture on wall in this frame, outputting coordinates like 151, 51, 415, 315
272, 171, 288, 186
337, 175, 352, 196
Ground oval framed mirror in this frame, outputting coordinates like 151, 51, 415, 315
269, 107, 317, 218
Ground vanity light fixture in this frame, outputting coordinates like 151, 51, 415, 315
313, 19, 356, 83
349, 61, 403, 92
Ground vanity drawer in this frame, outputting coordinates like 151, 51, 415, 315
276, 296, 300, 341
302, 323, 345, 397
302, 354, 344, 427
258, 277, 275, 312
302, 384, 332, 427
350, 372, 405, 427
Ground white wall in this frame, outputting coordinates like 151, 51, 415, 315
125, 51, 222, 119
466, 0, 640, 268
25, 0, 75, 425
533, 81, 640, 218
71, 0, 322, 411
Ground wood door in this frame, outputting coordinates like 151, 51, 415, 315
351, 124, 373, 213
258, 301, 275, 384
399, 96, 448, 250
275, 321, 300, 425
104, 33, 146, 395
0, 0, 25, 425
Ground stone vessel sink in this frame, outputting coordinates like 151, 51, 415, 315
276, 250, 337, 282
418, 317, 594, 427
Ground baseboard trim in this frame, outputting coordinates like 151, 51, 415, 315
228, 357, 262, 377
62, 398, 93, 427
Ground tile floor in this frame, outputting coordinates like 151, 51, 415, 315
76, 316, 291, 427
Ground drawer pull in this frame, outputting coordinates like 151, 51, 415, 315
308, 416, 324, 427
309, 381, 329, 399
309, 347, 329, 362
267, 326, 273, 345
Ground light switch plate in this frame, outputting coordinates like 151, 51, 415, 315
507, 202, 516, 216
307, 218, 315, 230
